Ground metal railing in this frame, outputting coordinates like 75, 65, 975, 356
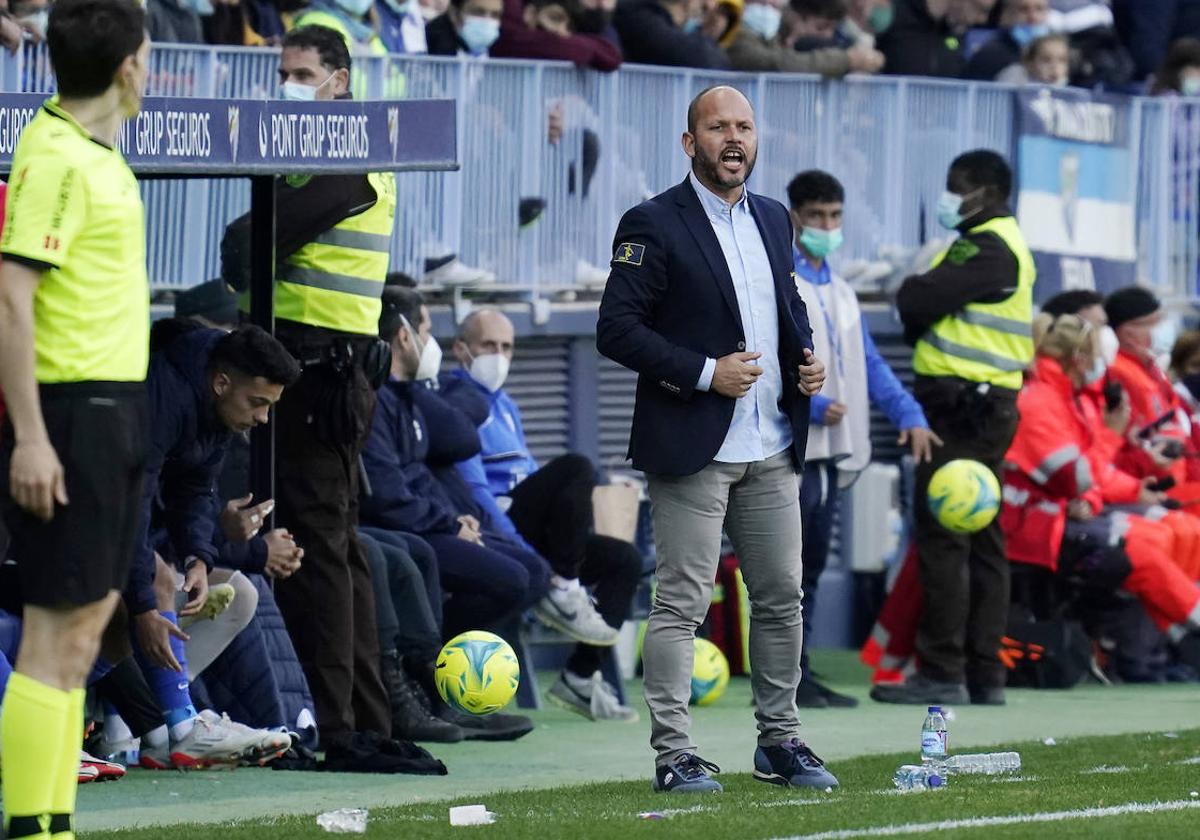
3, 42, 1194, 300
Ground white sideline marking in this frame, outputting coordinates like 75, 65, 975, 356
770, 799, 1200, 840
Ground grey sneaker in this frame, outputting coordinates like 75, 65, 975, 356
870, 673, 970, 705
653, 753, 723, 793
547, 670, 639, 722
533, 583, 619, 646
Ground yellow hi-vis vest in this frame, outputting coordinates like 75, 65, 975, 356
912, 215, 1036, 390
274, 170, 397, 335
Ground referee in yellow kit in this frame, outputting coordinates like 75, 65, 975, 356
0, 3, 152, 838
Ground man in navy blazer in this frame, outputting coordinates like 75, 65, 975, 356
597, 85, 838, 794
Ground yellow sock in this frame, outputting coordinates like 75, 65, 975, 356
1, 673, 69, 840
48, 688, 85, 840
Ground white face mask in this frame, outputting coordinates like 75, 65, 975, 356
1098, 325, 1119, 366
278, 73, 334, 102
415, 331, 443, 380
468, 352, 511, 392
1082, 355, 1106, 386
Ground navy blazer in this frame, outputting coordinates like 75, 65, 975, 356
597, 177, 815, 477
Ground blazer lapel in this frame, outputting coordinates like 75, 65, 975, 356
674, 178, 743, 331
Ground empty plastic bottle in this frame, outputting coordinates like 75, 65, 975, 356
893, 764, 946, 791
936, 752, 1021, 776
315, 808, 368, 834
920, 705, 948, 764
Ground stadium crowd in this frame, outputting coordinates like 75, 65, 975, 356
5, 0, 1200, 93
1, 2, 1200, 836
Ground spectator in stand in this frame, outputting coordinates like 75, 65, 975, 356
575, 0, 622, 44
1150, 38, 1200, 96
788, 0, 845, 49
440, 309, 644, 723
704, 0, 743, 47
727, 0, 884, 75
143, 0, 205, 43
997, 32, 1069, 85
376, 0, 431, 52
963, 0, 1050, 81
1114, 0, 1200, 82
203, 0, 287, 45
290, 1, 389, 55
614, 0, 731, 69
425, 0, 503, 54
838, 0, 894, 47
491, 0, 622, 69
879, 0, 996, 78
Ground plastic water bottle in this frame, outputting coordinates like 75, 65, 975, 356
921, 705, 948, 764
893, 764, 946, 791
315, 809, 368, 834
937, 752, 1021, 776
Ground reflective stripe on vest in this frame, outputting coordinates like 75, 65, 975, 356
913, 215, 1036, 389
274, 170, 397, 335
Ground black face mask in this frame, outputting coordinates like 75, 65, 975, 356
575, 8, 613, 34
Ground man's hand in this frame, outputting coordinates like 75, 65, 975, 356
1103, 390, 1131, 435
847, 45, 885, 74
547, 103, 564, 145
797, 349, 826, 396
457, 515, 484, 545
898, 427, 943, 463
1066, 499, 1094, 522
134, 609, 189, 673
823, 401, 847, 426
178, 560, 209, 617
712, 351, 764, 398
1137, 477, 1168, 507
220, 493, 275, 542
1146, 438, 1181, 470
8, 438, 67, 522
0, 15, 23, 52
263, 528, 304, 580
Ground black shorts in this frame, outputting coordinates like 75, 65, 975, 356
1, 382, 147, 608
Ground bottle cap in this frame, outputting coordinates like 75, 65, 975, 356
928, 773, 944, 788
928, 705, 941, 713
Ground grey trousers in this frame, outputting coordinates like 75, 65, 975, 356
643, 450, 804, 764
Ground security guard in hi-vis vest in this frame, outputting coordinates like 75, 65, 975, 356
221, 24, 400, 757
874, 149, 1035, 708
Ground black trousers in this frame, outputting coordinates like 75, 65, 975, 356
507, 453, 596, 579
799, 460, 840, 677
912, 377, 1019, 689
272, 353, 391, 744
565, 534, 644, 677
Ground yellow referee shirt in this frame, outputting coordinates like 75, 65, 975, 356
1, 97, 149, 383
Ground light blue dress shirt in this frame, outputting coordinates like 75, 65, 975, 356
689, 172, 793, 463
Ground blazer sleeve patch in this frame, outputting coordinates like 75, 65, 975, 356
613, 242, 646, 266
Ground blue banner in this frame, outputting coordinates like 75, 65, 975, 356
0, 94, 457, 175
1015, 88, 1137, 299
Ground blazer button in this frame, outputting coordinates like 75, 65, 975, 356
736, 341, 746, 351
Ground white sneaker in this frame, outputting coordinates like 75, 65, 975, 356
169, 709, 266, 769
223, 720, 292, 766
423, 256, 496, 286
548, 670, 639, 722
575, 259, 610, 287
534, 581, 619, 646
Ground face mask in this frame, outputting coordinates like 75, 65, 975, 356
1097, 325, 1119, 366
411, 330, 443, 380
460, 15, 501, 54
1183, 77, 1200, 97
468, 353, 511, 392
867, 4, 893, 34
799, 226, 844, 259
1151, 318, 1178, 357
384, 0, 420, 14
1082, 355, 1106, 386
278, 73, 333, 101
1010, 22, 1049, 48
682, 17, 701, 34
936, 190, 965, 231
741, 3, 781, 41
336, 0, 375, 16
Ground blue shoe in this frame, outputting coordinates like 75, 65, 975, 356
753, 738, 839, 789
652, 753, 723, 793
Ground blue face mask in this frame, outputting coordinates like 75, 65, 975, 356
682, 17, 702, 34
936, 190, 965, 231
460, 15, 501, 54
336, 0, 375, 16
799, 226, 844, 259
1010, 23, 1050, 48
741, 3, 782, 41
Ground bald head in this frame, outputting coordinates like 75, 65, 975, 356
687, 85, 753, 135
454, 308, 516, 367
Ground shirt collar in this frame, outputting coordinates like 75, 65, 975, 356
689, 170, 750, 219
792, 245, 831, 286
